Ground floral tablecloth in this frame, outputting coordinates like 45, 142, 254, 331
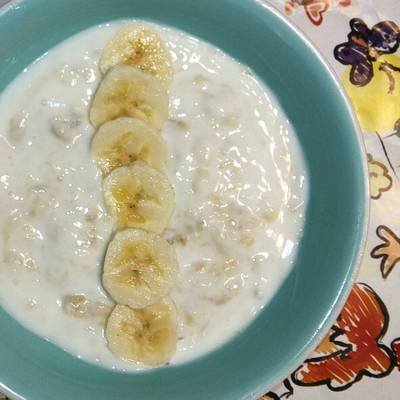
1, 0, 400, 399
260, 0, 400, 399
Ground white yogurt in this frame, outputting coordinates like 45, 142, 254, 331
0, 21, 307, 370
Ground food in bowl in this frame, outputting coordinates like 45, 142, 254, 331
0, 21, 307, 370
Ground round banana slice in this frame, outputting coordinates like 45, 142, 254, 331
103, 229, 178, 308
100, 23, 173, 89
105, 299, 177, 366
89, 65, 168, 130
103, 161, 174, 233
91, 117, 167, 176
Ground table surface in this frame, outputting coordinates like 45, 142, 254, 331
0, 0, 399, 399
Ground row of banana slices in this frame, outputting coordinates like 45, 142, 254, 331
88, 24, 179, 366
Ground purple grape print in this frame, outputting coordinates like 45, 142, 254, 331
334, 19, 400, 92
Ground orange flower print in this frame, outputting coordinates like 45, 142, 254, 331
283, 0, 353, 26
391, 338, 400, 369
367, 154, 393, 199
284, 0, 329, 26
292, 283, 395, 390
371, 225, 400, 278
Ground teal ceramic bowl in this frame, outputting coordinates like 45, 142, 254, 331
0, 0, 368, 399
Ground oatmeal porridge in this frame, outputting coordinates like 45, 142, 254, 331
0, 21, 307, 369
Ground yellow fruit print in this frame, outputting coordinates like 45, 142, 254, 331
343, 54, 400, 133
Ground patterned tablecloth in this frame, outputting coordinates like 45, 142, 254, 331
260, 1, 400, 399
1, 0, 400, 399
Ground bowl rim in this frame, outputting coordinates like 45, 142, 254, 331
0, 0, 370, 398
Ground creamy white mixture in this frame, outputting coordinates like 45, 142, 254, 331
0, 21, 307, 369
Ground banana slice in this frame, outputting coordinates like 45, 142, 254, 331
105, 299, 177, 366
91, 117, 167, 176
103, 228, 178, 308
100, 23, 173, 89
103, 161, 174, 233
89, 65, 168, 129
